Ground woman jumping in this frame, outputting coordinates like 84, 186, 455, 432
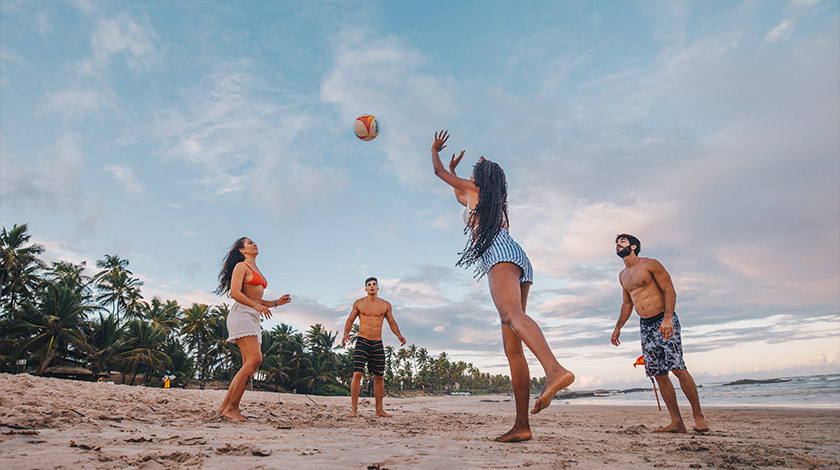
215, 237, 290, 421
431, 130, 574, 442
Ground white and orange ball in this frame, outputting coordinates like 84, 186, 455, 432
353, 115, 380, 141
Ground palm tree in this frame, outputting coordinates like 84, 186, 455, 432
407, 344, 418, 387
15, 281, 97, 375
141, 298, 180, 333
95, 269, 143, 319
85, 312, 126, 377
45, 261, 92, 300
119, 319, 171, 385
1, 224, 45, 315
180, 303, 214, 385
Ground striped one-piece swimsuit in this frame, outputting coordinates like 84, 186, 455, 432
466, 208, 534, 283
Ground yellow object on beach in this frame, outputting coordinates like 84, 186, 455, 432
164, 378, 171, 388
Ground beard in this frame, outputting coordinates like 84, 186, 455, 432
616, 246, 633, 258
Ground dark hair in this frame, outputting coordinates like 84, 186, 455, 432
616, 233, 641, 255
457, 159, 509, 278
215, 237, 248, 295
365, 277, 378, 286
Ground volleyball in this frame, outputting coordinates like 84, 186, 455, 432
353, 115, 380, 141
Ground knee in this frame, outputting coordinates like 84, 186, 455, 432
244, 355, 262, 373
352, 372, 363, 381
498, 308, 521, 328
672, 369, 689, 380
653, 374, 670, 384
373, 375, 384, 383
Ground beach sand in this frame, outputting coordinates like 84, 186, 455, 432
1, 373, 838, 469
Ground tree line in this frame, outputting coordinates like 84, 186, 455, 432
0, 223, 518, 395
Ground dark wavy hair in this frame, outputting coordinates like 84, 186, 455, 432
215, 237, 248, 295
457, 158, 509, 278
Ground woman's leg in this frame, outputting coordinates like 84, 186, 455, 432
487, 262, 574, 414
219, 335, 262, 421
495, 282, 533, 442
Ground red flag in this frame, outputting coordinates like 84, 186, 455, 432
633, 355, 644, 368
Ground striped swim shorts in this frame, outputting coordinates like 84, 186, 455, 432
353, 336, 385, 376
479, 229, 534, 284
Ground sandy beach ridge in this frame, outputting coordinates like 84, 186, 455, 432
1, 373, 838, 469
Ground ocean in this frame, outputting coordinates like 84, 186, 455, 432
555, 374, 840, 408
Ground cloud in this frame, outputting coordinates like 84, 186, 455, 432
135, 65, 345, 211
0, 133, 86, 209
78, 12, 157, 76
766, 20, 794, 42
38, 89, 114, 119
321, 28, 459, 186
105, 164, 144, 193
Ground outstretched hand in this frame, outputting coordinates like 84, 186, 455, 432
432, 130, 449, 153
449, 150, 465, 173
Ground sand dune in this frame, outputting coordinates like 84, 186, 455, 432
1, 373, 838, 469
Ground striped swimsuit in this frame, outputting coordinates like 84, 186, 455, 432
466, 208, 534, 283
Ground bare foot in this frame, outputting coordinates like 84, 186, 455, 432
653, 422, 686, 433
220, 408, 248, 422
494, 427, 532, 442
531, 370, 575, 414
347, 411, 357, 418
375, 409, 392, 418
693, 415, 709, 432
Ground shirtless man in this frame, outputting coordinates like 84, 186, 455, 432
611, 234, 709, 433
341, 277, 406, 417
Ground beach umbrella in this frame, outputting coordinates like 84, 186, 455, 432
633, 355, 661, 410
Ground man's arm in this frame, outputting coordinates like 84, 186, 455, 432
341, 301, 360, 347
384, 302, 406, 346
649, 260, 677, 339
611, 283, 634, 346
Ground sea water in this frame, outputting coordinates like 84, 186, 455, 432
558, 374, 840, 408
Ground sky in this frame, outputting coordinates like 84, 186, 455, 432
1, 0, 838, 390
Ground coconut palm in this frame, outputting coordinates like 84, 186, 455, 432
85, 312, 126, 377
1, 224, 45, 315
141, 298, 181, 333
45, 261, 92, 300
180, 303, 214, 385
95, 269, 143, 319
15, 281, 97, 375
119, 319, 171, 385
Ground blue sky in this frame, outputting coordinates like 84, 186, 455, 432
2, 0, 838, 389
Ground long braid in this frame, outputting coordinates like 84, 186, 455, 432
456, 159, 509, 278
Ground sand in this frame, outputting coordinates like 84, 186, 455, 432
1, 373, 838, 469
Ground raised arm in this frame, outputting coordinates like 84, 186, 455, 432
341, 302, 361, 347
384, 302, 406, 346
611, 282, 635, 346
431, 130, 478, 198
449, 150, 469, 207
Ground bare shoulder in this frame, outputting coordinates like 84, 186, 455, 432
640, 257, 667, 271
380, 298, 392, 309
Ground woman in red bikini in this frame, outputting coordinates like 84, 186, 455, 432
215, 237, 291, 421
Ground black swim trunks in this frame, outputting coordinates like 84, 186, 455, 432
640, 312, 686, 377
353, 336, 385, 377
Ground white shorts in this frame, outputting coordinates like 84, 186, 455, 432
227, 302, 263, 344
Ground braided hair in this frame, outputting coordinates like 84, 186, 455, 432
456, 159, 509, 278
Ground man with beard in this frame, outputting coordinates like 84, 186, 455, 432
610, 234, 709, 433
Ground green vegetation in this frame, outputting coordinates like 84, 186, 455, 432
0, 223, 515, 395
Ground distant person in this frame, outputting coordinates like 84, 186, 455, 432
341, 277, 406, 417
214, 237, 291, 421
430, 130, 574, 442
611, 234, 709, 433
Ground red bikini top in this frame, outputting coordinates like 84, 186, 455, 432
243, 263, 267, 288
